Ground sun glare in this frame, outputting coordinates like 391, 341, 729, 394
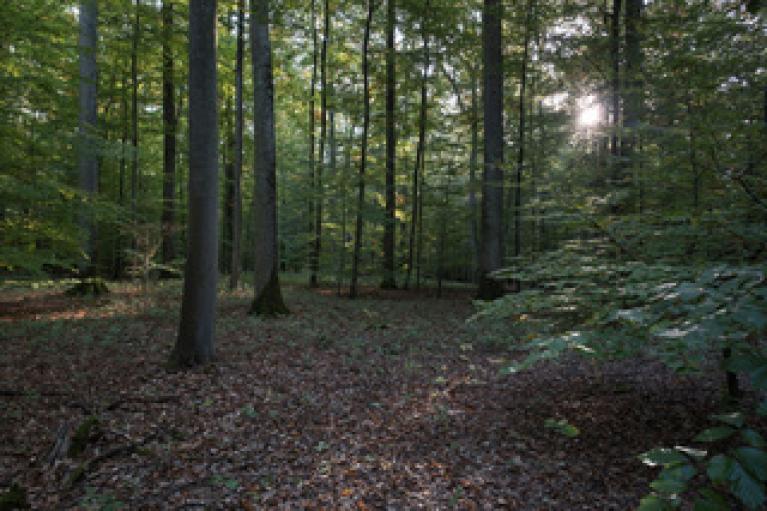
576, 96, 602, 129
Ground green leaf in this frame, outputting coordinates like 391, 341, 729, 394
543, 418, 580, 438
751, 366, 767, 391
707, 454, 735, 484
729, 460, 766, 510
693, 488, 729, 511
640, 448, 689, 467
637, 494, 675, 511
734, 447, 767, 481
651, 478, 687, 495
723, 353, 767, 373
695, 426, 736, 442
741, 429, 767, 448
710, 412, 744, 428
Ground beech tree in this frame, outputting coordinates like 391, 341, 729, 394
77, 0, 98, 275
170, 0, 218, 368
251, 0, 289, 316
477, 0, 504, 300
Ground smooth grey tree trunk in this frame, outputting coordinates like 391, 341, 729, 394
131, 0, 140, 219
405, 1, 428, 291
230, 0, 245, 289
170, 0, 218, 368
161, 0, 177, 267
251, 0, 289, 316
78, 0, 99, 275
350, 0, 375, 299
308, 0, 319, 287
477, 0, 505, 300
382, 0, 397, 289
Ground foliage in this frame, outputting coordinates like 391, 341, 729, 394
639, 395, 767, 510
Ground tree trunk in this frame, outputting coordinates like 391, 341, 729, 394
78, 0, 99, 276
161, 0, 177, 268
511, 0, 533, 269
405, 1, 428, 291
609, 0, 622, 214
308, 0, 319, 287
350, 0, 375, 299
170, 0, 219, 368
251, 0, 289, 316
230, 0, 244, 289
382, 0, 397, 289
623, 0, 642, 214
131, 0, 140, 220
468, 65, 479, 282
312, 0, 329, 289
477, 0, 505, 300
337, 125, 352, 296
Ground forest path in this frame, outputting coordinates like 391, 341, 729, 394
1, 282, 722, 509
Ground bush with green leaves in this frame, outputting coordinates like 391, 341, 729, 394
638, 348, 767, 510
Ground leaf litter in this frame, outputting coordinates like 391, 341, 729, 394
0, 283, 736, 509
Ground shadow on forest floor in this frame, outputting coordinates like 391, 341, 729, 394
0, 281, 748, 509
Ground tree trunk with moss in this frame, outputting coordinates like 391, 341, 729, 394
251, 0, 288, 316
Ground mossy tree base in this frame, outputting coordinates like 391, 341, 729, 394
380, 278, 397, 290
250, 273, 289, 316
476, 275, 504, 301
66, 278, 109, 297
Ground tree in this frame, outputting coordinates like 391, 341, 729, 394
161, 0, 177, 268
381, 0, 397, 289
308, 0, 320, 287
170, 0, 218, 368
77, 0, 99, 276
349, 0, 376, 299
251, 0, 289, 316
477, 0, 504, 300
230, 0, 245, 289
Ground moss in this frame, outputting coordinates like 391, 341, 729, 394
68, 416, 100, 457
0, 484, 29, 510
250, 272, 289, 316
65, 278, 109, 297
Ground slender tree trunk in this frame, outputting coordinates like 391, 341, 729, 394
437, 182, 448, 298
416, 154, 424, 289
624, 0, 642, 214
477, 0, 505, 300
170, 0, 218, 368
405, 1, 428, 290
115, 71, 128, 278
131, 0, 140, 220
230, 0, 245, 289
609, 0, 622, 214
350, 0, 375, 299
308, 0, 319, 286
511, 0, 534, 272
337, 126, 353, 296
468, 65, 479, 282
311, 0, 329, 289
161, 0, 177, 268
222, 97, 234, 275
78, 0, 99, 276
382, 0, 397, 289
251, 0, 289, 315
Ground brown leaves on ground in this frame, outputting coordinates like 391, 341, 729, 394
0, 282, 725, 509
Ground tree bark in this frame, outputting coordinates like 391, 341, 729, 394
609, 0, 622, 215
308, 0, 319, 287
350, 0, 376, 299
161, 0, 177, 268
477, 0, 505, 300
382, 0, 397, 289
77, 0, 99, 275
170, 0, 218, 368
131, 0, 140, 220
251, 0, 289, 316
405, 1, 428, 291
230, 0, 245, 289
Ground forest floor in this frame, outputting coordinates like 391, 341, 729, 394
0, 279, 745, 510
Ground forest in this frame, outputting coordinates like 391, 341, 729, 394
1, 0, 766, 508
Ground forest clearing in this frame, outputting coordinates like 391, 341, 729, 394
0, 281, 745, 510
